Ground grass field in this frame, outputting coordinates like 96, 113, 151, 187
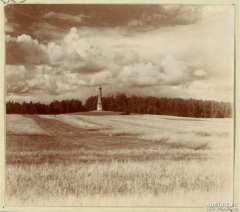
5, 114, 234, 206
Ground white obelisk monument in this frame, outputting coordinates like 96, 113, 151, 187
97, 86, 103, 111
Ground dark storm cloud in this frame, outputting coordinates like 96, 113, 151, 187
4, 4, 201, 42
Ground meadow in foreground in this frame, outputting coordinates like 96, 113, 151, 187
5, 114, 234, 206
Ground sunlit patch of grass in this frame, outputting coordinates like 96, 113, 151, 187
6, 115, 46, 135
140, 133, 210, 150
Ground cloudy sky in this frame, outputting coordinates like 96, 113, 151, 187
5, 4, 234, 103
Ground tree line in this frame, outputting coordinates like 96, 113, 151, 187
6, 99, 83, 115
85, 93, 232, 118
6, 93, 232, 118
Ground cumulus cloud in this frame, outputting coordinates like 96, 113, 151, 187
162, 5, 181, 16
118, 62, 162, 87
6, 64, 90, 100
184, 79, 233, 101
5, 27, 110, 75
62, 28, 103, 60
161, 55, 190, 85
5, 17, 19, 33
194, 69, 207, 78
6, 65, 28, 94
117, 55, 203, 89
90, 70, 113, 86
6, 34, 49, 65
63, 27, 80, 44
47, 41, 83, 68
113, 50, 139, 66
5, 25, 14, 32
46, 28, 108, 74
127, 13, 165, 30
5, 5, 234, 103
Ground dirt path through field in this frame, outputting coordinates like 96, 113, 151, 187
26, 115, 143, 148
29, 115, 142, 145
29, 115, 90, 136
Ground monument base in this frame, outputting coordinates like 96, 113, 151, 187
97, 102, 102, 111
92, 110, 105, 112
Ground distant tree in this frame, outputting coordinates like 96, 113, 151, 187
84, 96, 98, 111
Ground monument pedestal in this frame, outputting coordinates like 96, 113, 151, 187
97, 102, 102, 111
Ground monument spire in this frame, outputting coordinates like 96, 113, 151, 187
97, 86, 103, 111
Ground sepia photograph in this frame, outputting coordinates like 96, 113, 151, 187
2, 1, 238, 209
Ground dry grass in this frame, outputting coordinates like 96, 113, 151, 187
6, 115, 46, 135
39, 115, 103, 130
52, 114, 232, 151
5, 114, 234, 206
5, 159, 233, 206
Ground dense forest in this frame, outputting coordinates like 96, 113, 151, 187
6, 93, 232, 118
6, 99, 83, 115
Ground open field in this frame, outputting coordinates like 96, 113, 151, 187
5, 114, 234, 206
